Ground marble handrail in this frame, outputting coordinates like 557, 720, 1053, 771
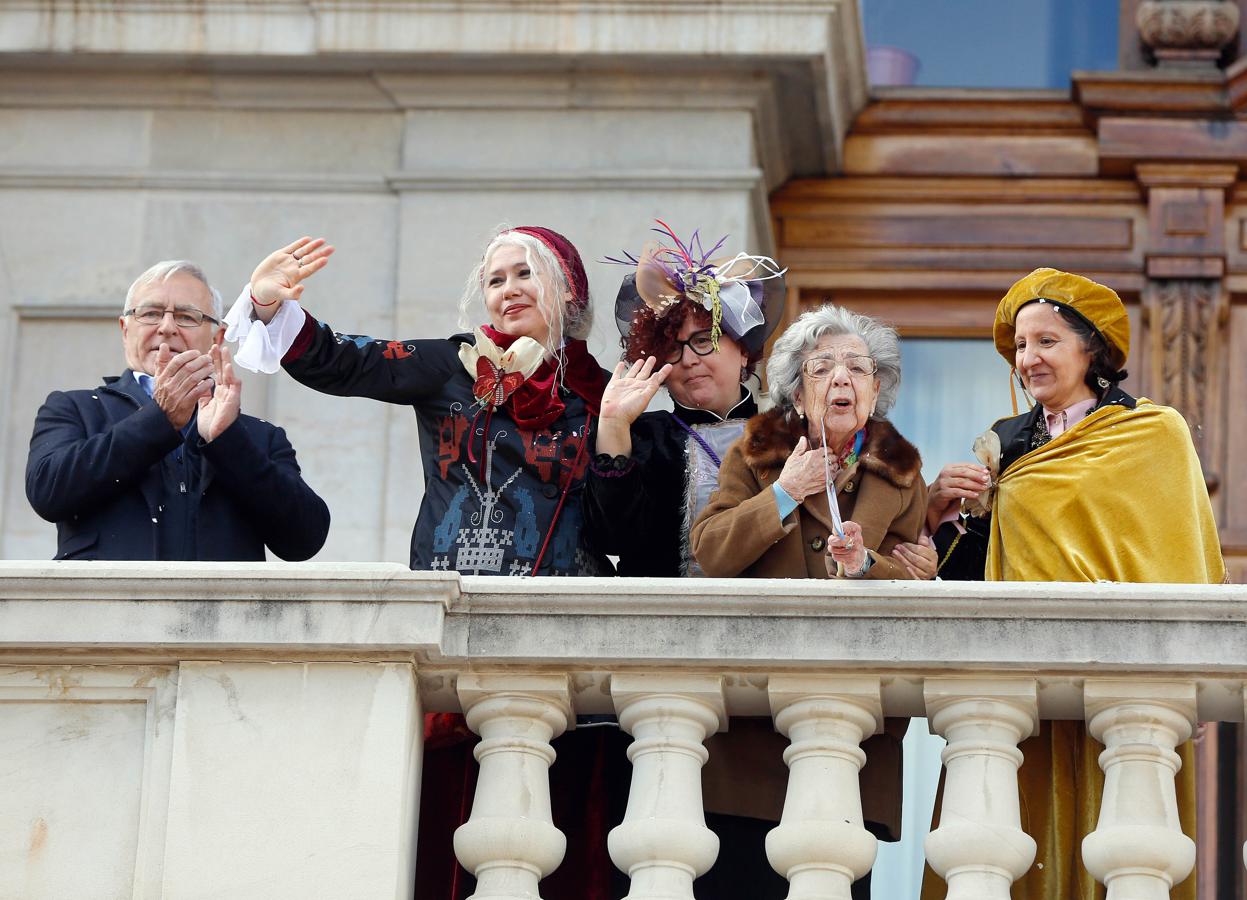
1, 562, 1244, 899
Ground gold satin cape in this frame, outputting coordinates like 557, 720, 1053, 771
923, 400, 1225, 900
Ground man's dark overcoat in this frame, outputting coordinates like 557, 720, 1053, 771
26, 371, 329, 561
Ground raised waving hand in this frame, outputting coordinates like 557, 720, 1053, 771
595, 356, 672, 456
249, 237, 335, 323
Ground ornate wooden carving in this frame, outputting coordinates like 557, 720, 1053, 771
1143, 278, 1229, 487
1133, 163, 1234, 491
1136, 0, 1240, 66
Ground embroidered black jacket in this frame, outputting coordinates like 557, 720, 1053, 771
283, 312, 611, 576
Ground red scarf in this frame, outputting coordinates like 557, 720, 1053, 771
478, 325, 605, 431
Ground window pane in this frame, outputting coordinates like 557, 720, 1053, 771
864, 0, 1119, 89
890, 338, 1008, 484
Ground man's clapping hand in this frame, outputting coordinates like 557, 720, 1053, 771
197, 344, 242, 443
153, 342, 215, 430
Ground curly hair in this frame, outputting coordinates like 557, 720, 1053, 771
622, 298, 762, 376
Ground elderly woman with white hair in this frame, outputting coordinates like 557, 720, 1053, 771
693, 302, 927, 897
688, 303, 926, 896
690, 303, 927, 580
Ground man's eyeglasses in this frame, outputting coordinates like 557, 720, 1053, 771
124, 305, 221, 328
801, 354, 877, 379
662, 330, 717, 364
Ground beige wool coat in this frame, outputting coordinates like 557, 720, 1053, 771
690, 408, 928, 840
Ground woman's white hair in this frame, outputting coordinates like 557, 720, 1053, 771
124, 260, 223, 320
766, 303, 902, 417
458, 227, 592, 360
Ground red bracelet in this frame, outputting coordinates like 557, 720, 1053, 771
250, 292, 278, 308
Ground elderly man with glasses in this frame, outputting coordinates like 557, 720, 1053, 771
25, 260, 329, 561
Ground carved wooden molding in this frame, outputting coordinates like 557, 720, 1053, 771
1136, 164, 1236, 279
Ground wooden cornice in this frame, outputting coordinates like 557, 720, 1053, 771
772, 177, 1141, 207
1135, 162, 1239, 193
770, 173, 1147, 293
844, 65, 1247, 179
1073, 69, 1232, 119
1100, 118, 1247, 175
845, 89, 1094, 177
854, 88, 1084, 135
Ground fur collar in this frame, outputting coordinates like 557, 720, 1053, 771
741, 408, 923, 489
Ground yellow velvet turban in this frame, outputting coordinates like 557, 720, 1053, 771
993, 268, 1130, 370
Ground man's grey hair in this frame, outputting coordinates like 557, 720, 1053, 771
124, 260, 224, 321
766, 304, 902, 417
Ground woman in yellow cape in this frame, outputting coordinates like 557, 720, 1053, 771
923, 268, 1225, 900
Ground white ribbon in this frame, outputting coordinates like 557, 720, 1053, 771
712, 252, 786, 339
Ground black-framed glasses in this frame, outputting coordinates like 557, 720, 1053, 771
662, 330, 717, 364
124, 305, 221, 328
801, 354, 877, 379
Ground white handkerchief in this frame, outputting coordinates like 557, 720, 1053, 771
224, 284, 306, 374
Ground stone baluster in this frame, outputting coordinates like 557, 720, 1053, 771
608, 673, 725, 900
1081, 681, 1197, 900
923, 678, 1039, 900
453, 673, 572, 900
765, 675, 882, 900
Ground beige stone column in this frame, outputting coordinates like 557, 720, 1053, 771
923, 678, 1039, 900
608, 673, 725, 900
1081, 680, 1197, 900
765, 675, 882, 900
453, 673, 572, 900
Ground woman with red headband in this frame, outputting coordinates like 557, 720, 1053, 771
229, 229, 611, 577
229, 230, 614, 899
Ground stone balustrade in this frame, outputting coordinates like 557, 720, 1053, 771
1, 561, 1245, 898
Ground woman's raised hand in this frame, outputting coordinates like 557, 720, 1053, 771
600, 357, 671, 424
249, 237, 335, 323
776, 436, 826, 502
595, 357, 672, 457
